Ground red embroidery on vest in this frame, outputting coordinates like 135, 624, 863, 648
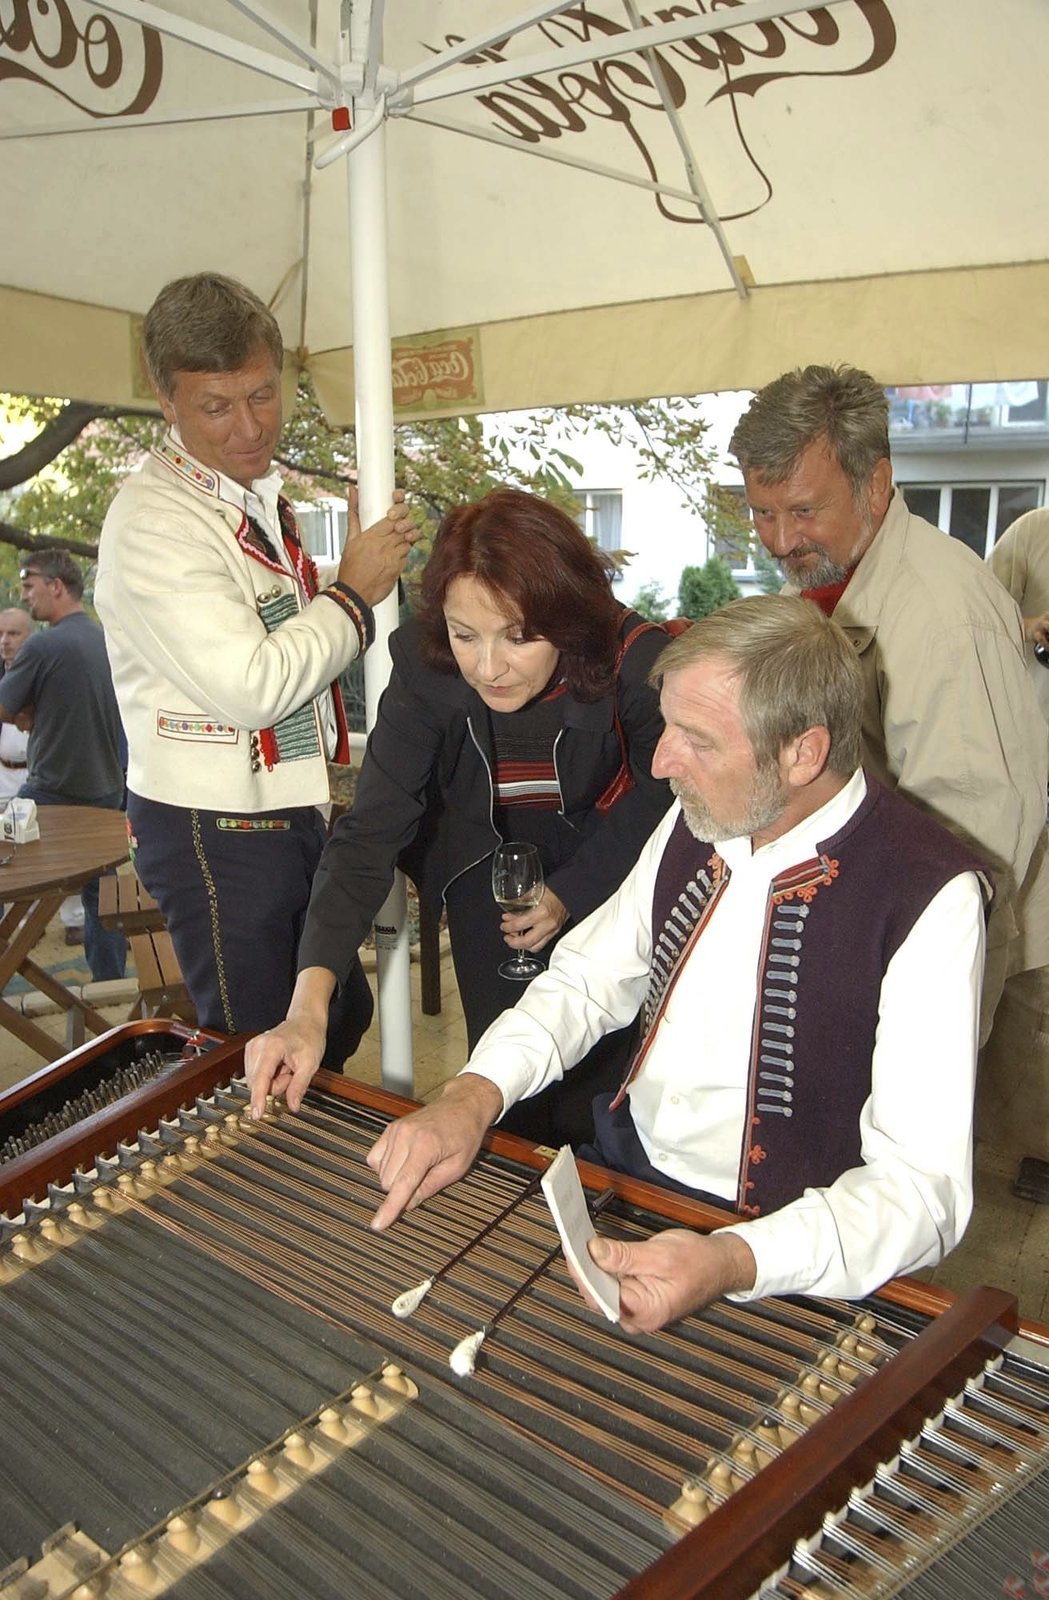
771, 854, 839, 905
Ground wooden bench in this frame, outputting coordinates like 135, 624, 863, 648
128, 927, 197, 1023
97, 871, 166, 936
98, 871, 196, 1024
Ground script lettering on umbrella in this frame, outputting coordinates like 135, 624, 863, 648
433, 0, 895, 225
0, 0, 163, 119
392, 340, 479, 410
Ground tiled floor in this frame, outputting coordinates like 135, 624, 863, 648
3, 914, 1047, 1327
921, 1141, 1049, 1323
351, 947, 471, 1104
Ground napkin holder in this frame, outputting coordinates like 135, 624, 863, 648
1, 798, 40, 844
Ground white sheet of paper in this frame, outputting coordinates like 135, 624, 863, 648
540, 1145, 620, 1322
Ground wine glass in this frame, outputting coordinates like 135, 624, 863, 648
491, 841, 546, 981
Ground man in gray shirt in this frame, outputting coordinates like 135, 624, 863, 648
0, 550, 127, 980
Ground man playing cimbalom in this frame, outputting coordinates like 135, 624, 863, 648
97, 272, 416, 1060
728, 368, 1049, 1126
252, 598, 989, 1330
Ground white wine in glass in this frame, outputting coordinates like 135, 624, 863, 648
491, 841, 545, 980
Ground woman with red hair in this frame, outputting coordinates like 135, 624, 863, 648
248, 488, 674, 1145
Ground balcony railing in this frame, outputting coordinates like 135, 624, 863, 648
888, 381, 1048, 439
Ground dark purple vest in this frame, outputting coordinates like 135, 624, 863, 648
611, 778, 990, 1217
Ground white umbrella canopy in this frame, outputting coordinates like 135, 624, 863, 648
4, 0, 1048, 1088
3, 0, 1049, 420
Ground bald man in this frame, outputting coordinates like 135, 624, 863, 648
0, 608, 32, 802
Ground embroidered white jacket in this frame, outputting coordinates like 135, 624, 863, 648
97, 439, 361, 812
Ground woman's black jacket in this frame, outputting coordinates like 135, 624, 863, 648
297, 610, 674, 986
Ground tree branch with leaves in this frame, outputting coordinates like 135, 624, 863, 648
0, 379, 729, 605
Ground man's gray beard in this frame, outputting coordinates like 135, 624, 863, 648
779, 503, 875, 589
671, 764, 788, 844
781, 549, 851, 588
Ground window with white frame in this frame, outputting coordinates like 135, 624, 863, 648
888, 382, 1049, 434
291, 499, 343, 563
898, 482, 1044, 558
574, 489, 624, 559
709, 484, 754, 573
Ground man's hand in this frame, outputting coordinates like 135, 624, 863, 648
0, 699, 30, 730
1023, 611, 1049, 649
337, 488, 418, 607
500, 886, 567, 953
366, 1074, 505, 1231
576, 1228, 757, 1332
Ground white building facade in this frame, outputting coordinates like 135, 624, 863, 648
564, 381, 1049, 611
294, 379, 1049, 621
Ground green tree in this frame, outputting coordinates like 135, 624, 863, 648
752, 543, 784, 595
677, 555, 741, 620
703, 483, 751, 566
701, 481, 783, 593
0, 382, 724, 583
630, 580, 671, 621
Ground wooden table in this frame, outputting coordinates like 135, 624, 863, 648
0, 805, 128, 1062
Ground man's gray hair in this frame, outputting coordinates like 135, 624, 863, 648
729, 364, 890, 502
21, 549, 85, 601
651, 594, 864, 775
142, 272, 283, 396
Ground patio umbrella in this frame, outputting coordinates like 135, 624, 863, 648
3, 1, 1048, 415
3, 0, 1048, 1086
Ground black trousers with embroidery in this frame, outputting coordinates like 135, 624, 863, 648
127, 793, 372, 1066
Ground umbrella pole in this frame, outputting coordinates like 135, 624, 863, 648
346, 85, 414, 1101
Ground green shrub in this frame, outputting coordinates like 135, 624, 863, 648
677, 556, 741, 620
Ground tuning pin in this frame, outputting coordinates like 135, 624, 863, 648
119, 1544, 160, 1591
282, 1432, 315, 1470
207, 1488, 243, 1527
164, 1513, 200, 1555
317, 1407, 351, 1444
246, 1457, 281, 1498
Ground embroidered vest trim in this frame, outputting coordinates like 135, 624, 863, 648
609, 846, 728, 1111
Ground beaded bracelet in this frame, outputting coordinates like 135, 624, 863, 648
321, 582, 375, 650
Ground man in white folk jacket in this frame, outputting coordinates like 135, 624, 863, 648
97, 272, 416, 1061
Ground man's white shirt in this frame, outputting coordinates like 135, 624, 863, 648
465, 771, 985, 1302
